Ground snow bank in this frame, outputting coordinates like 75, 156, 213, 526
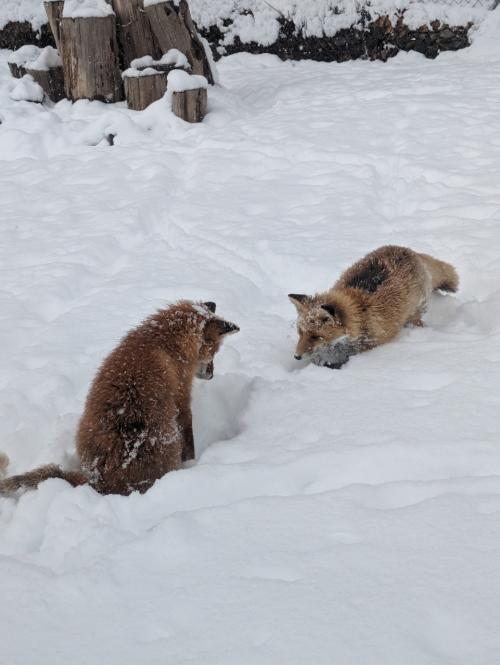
7, 43, 41, 66
0, 0, 491, 36
0, 0, 47, 31
9, 74, 44, 102
190, 0, 491, 45
467, 3, 500, 56
131, 49, 190, 70
122, 67, 163, 78
143, 0, 181, 7
167, 69, 208, 91
28, 46, 62, 71
63, 0, 115, 19
8, 45, 60, 73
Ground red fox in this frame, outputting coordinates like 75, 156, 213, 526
289, 245, 458, 369
0, 301, 239, 496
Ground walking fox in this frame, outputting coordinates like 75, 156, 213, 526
289, 245, 458, 369
0, 301, 239, 496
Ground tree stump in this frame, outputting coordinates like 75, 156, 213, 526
11, 45, 65, 102
8, 46, 64, 102
44, 0, 64, 51
111, 0, 162, 67
26, 65, 65, 102
60, 13, 124, 102
143, 0, 214, 84
123, 68, 167, 110
172, 88, 207, 123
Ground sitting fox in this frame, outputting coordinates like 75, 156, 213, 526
289, 245, 458, 369
0, 301, 239, 496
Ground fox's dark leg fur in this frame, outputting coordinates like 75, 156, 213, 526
0, 464, 87, 495
178, 403, 195, 462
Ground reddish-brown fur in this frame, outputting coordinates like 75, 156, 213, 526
289, 245, 458, 366
0, 301, 238, 496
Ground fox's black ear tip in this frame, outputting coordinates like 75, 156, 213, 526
288, 293, 308, 303
203, 301, 216, 313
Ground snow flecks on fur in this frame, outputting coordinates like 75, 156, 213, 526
0, 452, 9, 478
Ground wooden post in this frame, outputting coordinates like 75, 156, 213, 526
60, 14, 124, 102
172, 87, 207, 123
111, 0, 162, 67
123, 68, 167, 110
144, 0, 214, 84
44, 0, 64, 51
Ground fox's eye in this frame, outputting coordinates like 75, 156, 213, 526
310, 335, 320, 341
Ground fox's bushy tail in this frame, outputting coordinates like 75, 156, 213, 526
0, 456, 87, 495
418, 253, 459, 293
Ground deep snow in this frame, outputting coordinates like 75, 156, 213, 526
1, 11, 500, 665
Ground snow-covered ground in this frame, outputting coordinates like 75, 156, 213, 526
0, 0, 492, 35
1, 11, 500, 665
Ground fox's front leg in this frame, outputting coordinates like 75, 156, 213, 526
178, 404, 195, 462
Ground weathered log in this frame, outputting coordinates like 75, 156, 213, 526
44, 1, 64, 51
60, 14, 124, 102
8, 62, 27, 79
111, 0, 161, 67
26, 65, 65, 102
143, 0, 214, 84
172, 88, 207, 123
123, 68, 167, 110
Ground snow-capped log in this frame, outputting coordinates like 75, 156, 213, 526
7, 44, 42, 78
8, 45, 63, 101
60, 1, 123, 102
168, 69, 207, 123
9, 74, 45, 103
123, 66, 167, 110
110, 0, 162, 68
12, 44, 65, 101
43, 0, 64, 51
143, 0, 214, 84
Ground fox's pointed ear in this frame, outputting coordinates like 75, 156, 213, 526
203, 301, 216, 313
215, 319, 240, 336
321, 303, 344, 324
288, 294, 310, 311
